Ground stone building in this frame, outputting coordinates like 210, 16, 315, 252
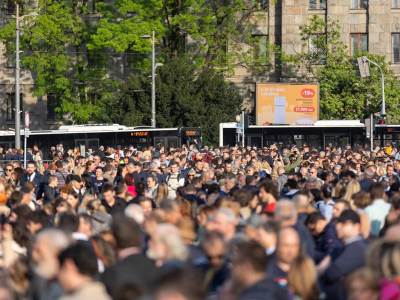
0, 0, 399, 129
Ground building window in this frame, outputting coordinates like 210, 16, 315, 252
309, 0, 326, 10
350, 33, 368, 55
393, 0, 400, 8
253, 34, 269, 65
47, 94, 57, 120
392, 33, 400, 63
351, 0, 368, 9
6, 93, 23, 121
309, 34, 326, 64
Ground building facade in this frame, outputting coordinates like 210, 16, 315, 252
0, 0, 399, 129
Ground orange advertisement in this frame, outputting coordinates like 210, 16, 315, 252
256, 83, 319, 125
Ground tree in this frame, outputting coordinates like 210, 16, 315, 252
292, 15, 400, 122
98, 56, 242, 145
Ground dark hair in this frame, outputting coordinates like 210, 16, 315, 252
305, 212, 326, 226
233, 240, 268, 273
112, 216, 142, 249
124, 173, 135, 187
233, 190, 254, 207
370, 182, 386, 200
259, 180, 279, 200
58, 242, 98, 277
321, 184, 332, 198
261, 219, 280, 235
102, 183, 114, 194
28, 210, 50, 228
57, 212, 79, 233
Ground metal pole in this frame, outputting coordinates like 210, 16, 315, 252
370, 113, 373, 151
241, 111, 245, 147
23, 128, 27, 168
151, 30, 156, 128
15, 3, 21, 149
381, 71, 386, 117
363, 57, 385, 117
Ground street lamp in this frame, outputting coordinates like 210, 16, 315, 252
14, 4, 37, 149
141, 31, 163, 128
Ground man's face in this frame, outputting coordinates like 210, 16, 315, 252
103, 190, 115, 203
171, 164, 179, 174
225, 164, 232, 173
277, 231, 300, 265
140, 200, 153, 216
387, 166, 394, 177
333, 203, 346, 219
203, 239, 225, 268
26, 163, 35, 175
336, 221, 359, 240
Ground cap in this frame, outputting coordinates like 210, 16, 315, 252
336, 209, 360, 224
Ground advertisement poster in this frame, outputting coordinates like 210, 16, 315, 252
256, 83, 319, 125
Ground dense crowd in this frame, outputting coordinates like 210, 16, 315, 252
0, 142, 400, 300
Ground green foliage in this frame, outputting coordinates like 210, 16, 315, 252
0, 0, 267, 144
293, 15, 400, 122
98, 56, 242, 145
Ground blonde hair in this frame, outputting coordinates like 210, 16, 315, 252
288, 256, 319, 300
155, 183, 169, 205
343, 180, 361, 205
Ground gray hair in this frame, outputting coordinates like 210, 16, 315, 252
125, 204, 145, 224
155, 224, 188, 261
275, 199, 297, 222
36, 229, 70, 252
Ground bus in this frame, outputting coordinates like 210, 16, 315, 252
0, 125, 201, 157
220, 120, 400, 148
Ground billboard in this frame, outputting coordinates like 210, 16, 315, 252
256, 83, 319, 125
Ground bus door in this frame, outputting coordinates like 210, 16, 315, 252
154, 137, 180, 148
323, 134, 350, 147
75, 138, 99, 151
247, 134, 263, 147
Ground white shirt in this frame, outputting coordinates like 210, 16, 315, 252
365, 198, 391, 236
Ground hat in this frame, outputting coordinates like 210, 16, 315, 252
337, 209, 360, 224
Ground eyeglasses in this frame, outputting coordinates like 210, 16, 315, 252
6, 169, 12, 172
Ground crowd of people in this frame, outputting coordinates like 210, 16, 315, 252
0, 142, 399, 300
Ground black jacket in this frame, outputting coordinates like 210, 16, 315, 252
101, 253, 160, 299
21, 171, 44, 199
239, 277, 288, 300
321, 237, 368, 300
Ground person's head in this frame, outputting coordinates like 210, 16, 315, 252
147, 175, 157, 189
305, 212, 327, 237
231, 240, 267, 288
112, 216, 142, 251
276, 227, 301, 267
139, 197, 153, 217
101, 183, 115, 204
32, 229, 70, 279
48, 175, 58, 188
387, 165, 395, 177
201, 231, 226, 268
336, 209, 361, 241
58, 242, 98, 292
288, 255, 319, 300
56, 212, 79, 234
293, 192, 311, 213
370, 182, 386, 200
352, 191, 371, 209
255, 219, 280, 250
275, 200, 298, 227
205, 207, 237, 241
4, 164, 13, 177
160, 199, 182, 225
78, 214, 93, 238
170, 162, 179, 174
224, 175, 236, 191
26, 161, 36, 175
66, 191, 79, 211
147, 223, 188, 265
346, 268, 379, 300
95, 167, 103, 178
332, 199, 351, 219
258, 181, 279, 203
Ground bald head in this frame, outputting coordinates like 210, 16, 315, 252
275, 200, 297, 226
277, 227, 301, 266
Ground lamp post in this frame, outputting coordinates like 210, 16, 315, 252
15, 2, 20, 149
141, 31, 163, 128
14, 4, 37, 149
